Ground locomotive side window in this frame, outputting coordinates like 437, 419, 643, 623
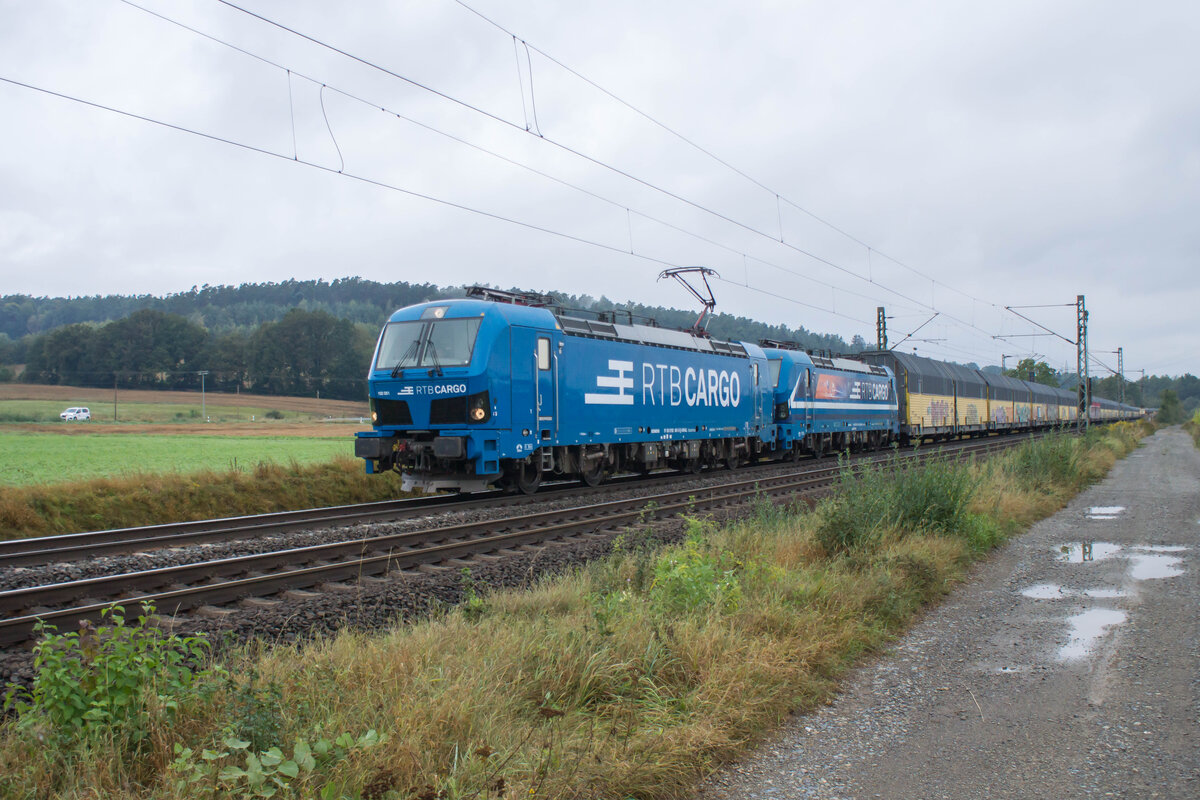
537, 337, 551, 370
767, 359, 782, 388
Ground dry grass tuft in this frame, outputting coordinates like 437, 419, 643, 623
0, 457, 409, 539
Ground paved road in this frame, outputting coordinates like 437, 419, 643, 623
696, 428, 1200, 799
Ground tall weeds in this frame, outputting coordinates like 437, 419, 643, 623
816, 452, 977, 554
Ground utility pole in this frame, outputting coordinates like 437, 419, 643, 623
1117, 347, 1125, 405
1076, 295, 1089, 430
876, 307, 887, 350
198, 370, 209, 421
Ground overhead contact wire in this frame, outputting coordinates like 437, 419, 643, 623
118, 0, 924, 316
0, 75, 676, 269
450, 0, 1043, 338
211, 0, 950, 320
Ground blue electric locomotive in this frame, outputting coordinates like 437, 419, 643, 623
761, 343, 898, 458
355, 288, 774, 493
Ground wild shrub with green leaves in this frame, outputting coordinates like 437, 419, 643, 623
649, 518, 742, 614
3, 604, 211, 746
169, 728, 383, 799
816, 452, 976, 554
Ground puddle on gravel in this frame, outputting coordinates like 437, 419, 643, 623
1020, 583, 1129, 600
1087, 506, 1126, 520
1022, 583, 1065, 599
1057, 542, 1122, 562
1059, 608, 1127, 661
1013, 544, 1190, 665
1084, 588, 1128, 599
1128, 553, 1184, 580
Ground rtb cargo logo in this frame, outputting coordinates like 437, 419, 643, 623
393, 383, 467, 397
585, 360, 741, 408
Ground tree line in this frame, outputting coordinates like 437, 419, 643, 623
0, 279, 862, 400
3, 279, 1195, 410
14, 309, 376, 401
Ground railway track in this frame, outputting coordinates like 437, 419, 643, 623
0, 433, 1044, 646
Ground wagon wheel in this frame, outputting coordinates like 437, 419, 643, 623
580, 457, 606, 487
512, 458, 542, 495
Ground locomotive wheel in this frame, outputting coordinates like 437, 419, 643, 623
687, 457, 703, 474
580, 459, 605, 487
724, 453, 741, 470
810, 436, 825, 459
513, 459, 542, 495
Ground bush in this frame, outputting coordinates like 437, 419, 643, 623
4, 603, 211, 746
265, 409, 285, 420
814, 460, 894, 553
890, 457, 974, 533
1005, 434, 1080, 491
816, 454, 975, 554
650, 528, 741, 614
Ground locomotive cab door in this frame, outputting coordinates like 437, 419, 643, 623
534, 335, 556, 442
510, 328, 557, 453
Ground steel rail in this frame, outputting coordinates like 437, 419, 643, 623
0, 432, 1031, 568
0, 434, 1041, 645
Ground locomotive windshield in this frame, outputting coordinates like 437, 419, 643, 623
375, 318, 482, 371
767, 358, 782, 389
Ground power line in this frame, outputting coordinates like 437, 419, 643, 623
119, 0, 925, 320
0, 74, 675, 266
210, 0, 1026, 347
1, 72, 878, 333
450, 0, 1035, 323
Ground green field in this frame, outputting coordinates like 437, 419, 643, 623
0, 432, 355, 487
0, 399, 358, 425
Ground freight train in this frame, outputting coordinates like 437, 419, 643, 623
354, 287, 1142, 493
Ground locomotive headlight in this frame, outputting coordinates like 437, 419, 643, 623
467, 390, 491, 423
372, 410, 378, 423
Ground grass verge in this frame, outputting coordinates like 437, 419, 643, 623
1185, 410, 1200, 448
0, 457, 409, 539
0, 423, 1151, 799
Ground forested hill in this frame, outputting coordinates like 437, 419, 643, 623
0, 279, 860, 401
0, 278, 858, 353
0, 279, 442, 339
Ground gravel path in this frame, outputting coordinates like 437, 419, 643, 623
695, 427, 1200, 799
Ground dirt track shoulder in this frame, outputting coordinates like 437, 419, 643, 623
695, 428, 1200, 799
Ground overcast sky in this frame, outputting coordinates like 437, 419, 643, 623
1, 0, 1197, 377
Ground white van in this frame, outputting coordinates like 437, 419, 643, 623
60, 407, 91, 421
